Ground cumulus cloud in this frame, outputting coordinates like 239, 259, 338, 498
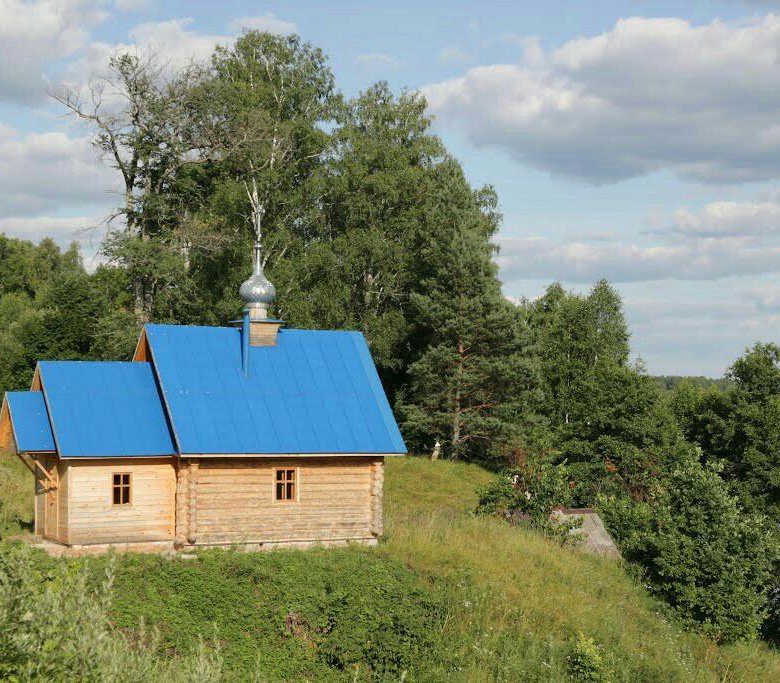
672, 199, 780, 237
127, 19, 231, 65
0, 0, 106, 104
0, 213, 107, 270
0, 125, 116, 218
424, 15, 780, 184
73, 19, 229, 81
498, 189, 780, 284
229, 13, 297, 35
498, 235, 780, 283
113, 0, 151, 11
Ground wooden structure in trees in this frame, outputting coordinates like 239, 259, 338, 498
551, 508, 622, 560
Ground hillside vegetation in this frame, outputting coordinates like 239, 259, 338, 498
0, 452, 33, 537
1, 451, 779, 681
1, 30, 780, 646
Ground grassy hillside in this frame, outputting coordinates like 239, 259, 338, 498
384, 457, 780, 681
0, 451, 34, 537
2, 451, 780, 681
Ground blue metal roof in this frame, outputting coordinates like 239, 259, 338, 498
5, 391, 55, 452
38, 361, 176, 458
145, 324, 407, 455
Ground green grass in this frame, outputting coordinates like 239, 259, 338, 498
2, 452, 780, 680
0, 450, 34, 537
384, 456, 780, 682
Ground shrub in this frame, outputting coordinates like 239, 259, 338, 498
567, 632, 611, 682
474, 462, 579, 543
0, 542, 222, 682
100, 547, 448, 680
609, 462, 776, 642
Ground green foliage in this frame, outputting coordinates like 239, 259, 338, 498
671, 346, 780, 642
474, 462, 579, 543
0, 27, 772, 660
386, 457, 780, 681
673, 343, 780, 518
3, 457, 780, 680
0, 542, 222, 682
604, 461, 776, 642
653, 375, 731, 396
91, 548, 446, 680
0, 453, 33, 538
527, 281, 686, 503
0, 235, 126, 394
567, 633, 611, 682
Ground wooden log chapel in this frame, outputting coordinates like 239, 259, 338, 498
0, 238, 406, 554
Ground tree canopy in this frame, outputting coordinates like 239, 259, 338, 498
1, 29, 778, 645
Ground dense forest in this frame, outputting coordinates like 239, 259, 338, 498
1, 31, 779, 649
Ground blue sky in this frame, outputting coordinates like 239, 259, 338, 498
1, 0, 780, 376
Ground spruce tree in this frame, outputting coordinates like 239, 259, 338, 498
398, 160, 541, 465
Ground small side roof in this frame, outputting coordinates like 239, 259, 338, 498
144, 324, 407, 455
1, 391, 55, 452
38, 361, 176, 458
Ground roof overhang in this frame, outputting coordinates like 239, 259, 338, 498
0, 391, 56, 454
45, 453, 404, 460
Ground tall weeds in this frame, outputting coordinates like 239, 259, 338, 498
0, 543, 222, 681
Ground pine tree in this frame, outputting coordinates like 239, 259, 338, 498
398, 161, 541, 465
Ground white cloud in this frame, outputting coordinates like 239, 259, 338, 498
424, 15, 780, 184
0, 125, 116, 218
498, 188, 780, 284
354, 52, 403, 70
439, 46, 472, 64
59, 18, 234, 102
672, 199, 780, 237
0, 0, 106, 104
498, 234, 780, 283
623, 290, 778, 376
127, 19, 231, 65
0, 214, 106, 268
744, 285, 780, 312
2, 214, 92, 237
114, 0, 151, 12
229, 13, 297, 35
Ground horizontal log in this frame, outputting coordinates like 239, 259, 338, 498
198, 475, 369, 484
69, 520, 174, 529
196, 488, 371, 499
198, 523, 370, 533
196, 532, 372, 543
198, 457, 380, 467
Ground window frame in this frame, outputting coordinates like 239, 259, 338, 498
273, 467, 298, 504
111, 472, 132, 507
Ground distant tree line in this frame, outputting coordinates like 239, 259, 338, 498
0, 30, 778, 645
653, 375, 732, 395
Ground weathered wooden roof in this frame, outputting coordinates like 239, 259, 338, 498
552, 508, 622, 560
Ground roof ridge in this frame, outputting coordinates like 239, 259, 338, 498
38, 359, 146, 365
146, 322, 365, 335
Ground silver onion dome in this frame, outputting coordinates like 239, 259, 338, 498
239, 241, 276, 306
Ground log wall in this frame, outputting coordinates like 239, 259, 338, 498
57, 459, 68, 542
180, 456, 385, 546
65, 458, 175, 545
